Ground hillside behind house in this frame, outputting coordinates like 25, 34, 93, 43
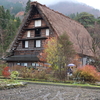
1, 0, 100, 17
49, 1, 100, 17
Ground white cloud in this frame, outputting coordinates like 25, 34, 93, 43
77, 0, 100, 9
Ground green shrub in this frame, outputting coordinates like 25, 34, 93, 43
20, 67, 33, 78
53, 69, 66, 80
33, 71, 48, 80
11, 71, 19, 80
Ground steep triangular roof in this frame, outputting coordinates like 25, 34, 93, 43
8, 1, 94, 57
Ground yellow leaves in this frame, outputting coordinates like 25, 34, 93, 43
39, 33, 75, 70
14, 19, 17, 22
43, 38, 60, 68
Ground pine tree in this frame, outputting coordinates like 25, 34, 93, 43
0, 6, 21, 57
25, 0, 31, 13
5, 9, 11, 20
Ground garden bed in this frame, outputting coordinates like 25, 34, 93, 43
0, 81, 27, 90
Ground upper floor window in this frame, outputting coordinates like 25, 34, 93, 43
46, 29, 49, 36
35, 20, 41, 27
22, 41, 28, 48
34, 40, 41, 47
35, 29, 41, 37
27, 31, 30, 37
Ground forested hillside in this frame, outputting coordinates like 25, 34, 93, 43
0, 0, 24, 14
0, 6, 21, 57
1, 0, 100, 17
49, 1, 100, 17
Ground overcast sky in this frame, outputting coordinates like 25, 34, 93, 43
31, 0, 100, 10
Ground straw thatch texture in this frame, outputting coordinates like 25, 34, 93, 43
8, 2, 94, 57
31, 2, 93, 56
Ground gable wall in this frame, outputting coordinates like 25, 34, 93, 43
13, 8, 56, 56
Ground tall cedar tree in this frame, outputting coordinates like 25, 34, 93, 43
25, 0, 31, 13
0, 6, 21, 57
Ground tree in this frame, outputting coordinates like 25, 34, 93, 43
75, 12, 95, 28
87, 23, 100, 70
38, 38, 58, 68
0, 6, 21, 58
25, 0, 31, 13
0, 27, 5, 57
68, 13, 76, 19
5, 9, 11, 20
38, 33, 75, 80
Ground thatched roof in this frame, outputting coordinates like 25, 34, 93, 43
9, 1, 94, 57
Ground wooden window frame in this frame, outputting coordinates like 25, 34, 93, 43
35, 20, 41, 27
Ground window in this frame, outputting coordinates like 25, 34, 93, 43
17, 63, 20, 65
46, 29, 49, 36
27, 31, 30, 37
35, 29, 41, 37
36, 63, 39, 66
34, 40, 41, 47
36, 40, 41, 47
21, 63, 24, 66
24, 63, 27, 66
21, 63, 28, 66
35, 20, 41, 27
32, 63, 35, 66
25, 41, 28, 48
22, 41, 28, 48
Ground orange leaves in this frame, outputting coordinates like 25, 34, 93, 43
77, 65, 100, 82
2, 66, 11, 78
38, 52, 47, 62
38, 37, 58, 64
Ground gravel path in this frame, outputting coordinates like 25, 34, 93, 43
0, 83, 100, 100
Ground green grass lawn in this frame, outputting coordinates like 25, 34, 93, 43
0, 78, 100, 89
17, 79, 100, 88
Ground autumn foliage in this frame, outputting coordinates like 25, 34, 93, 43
76, 65, 100, 82
38, 38, 58, 68
2, 66, 11, 78
38, 38, 50, 62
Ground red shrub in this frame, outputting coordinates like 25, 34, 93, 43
2, 66, 11, 78
76, 65, 100, 82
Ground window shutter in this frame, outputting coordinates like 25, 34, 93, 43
36, 40, 41, 47
46, 29, 49, 36
35, 20, 41, 27
27, 31, 30, 37
25, 41, 28, 48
